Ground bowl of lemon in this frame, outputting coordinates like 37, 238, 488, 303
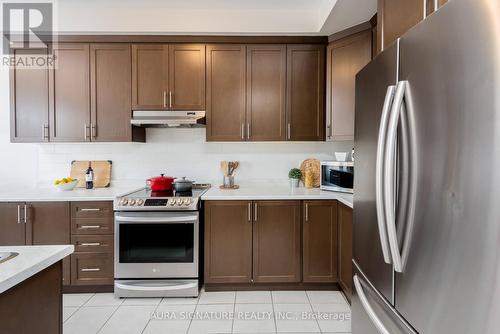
54, 177, 78, 191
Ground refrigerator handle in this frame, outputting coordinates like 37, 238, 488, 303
375, 85, 396, 264
353, 274, 391, 334
385, 80, 415, 273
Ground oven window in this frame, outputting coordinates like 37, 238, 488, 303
119, 224, 194, 263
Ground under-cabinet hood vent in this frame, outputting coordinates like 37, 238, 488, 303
131, 110, 206, 128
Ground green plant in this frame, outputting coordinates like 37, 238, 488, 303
288, 168, 302, 179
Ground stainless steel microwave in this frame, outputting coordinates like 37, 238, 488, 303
320, 161, 354, 193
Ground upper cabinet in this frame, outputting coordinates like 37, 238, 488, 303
377, 0, 448, 53
132, 44, 205, 110
206, 44, 325, 142
50, 43, 90, 142
286, 45, 325, 141
10, 48, 49, 143
206, 44, 247, 141
326, 31, 372, 141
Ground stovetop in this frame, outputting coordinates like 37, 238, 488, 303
114, 184, 210, 211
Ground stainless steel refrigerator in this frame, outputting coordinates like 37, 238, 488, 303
353, 0, 500, 333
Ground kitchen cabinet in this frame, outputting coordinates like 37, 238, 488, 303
204, 201, 253, 283
9, 48, 49, 143
90, 43, 135, 142
302, 201, 338, 283
70, 201, 114, 286
206, 44, 247, 141
49, 43, 90, 142
246, 45, 287, 141
252, 201, 301, 283
377, 0, 425, 51
132, 44, 205, 110
0, 203, 26, 245
286, 45, 325, 141
326, 31, 372, 141
338, 202, 353, 298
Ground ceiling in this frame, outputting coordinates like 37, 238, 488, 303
53, 0, 377, 36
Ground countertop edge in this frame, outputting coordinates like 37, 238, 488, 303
200, 194, 353, 209
0, 245, 74, 294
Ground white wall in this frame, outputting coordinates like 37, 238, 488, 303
0, 65, 352, 187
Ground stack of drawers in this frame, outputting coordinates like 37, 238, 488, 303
70, 201, 114, 286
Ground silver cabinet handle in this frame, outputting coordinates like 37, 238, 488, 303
248, 202, 252, 222
254, 202, 258, 222
163, 91, 167, 108
84, 123, 90, 141
91, 123, 97, 140
80, 225, 101, 229
247, 123, 250, 140
80, 208, 101, 212
305, 203, 309, 222
287, 123, 291, 140
353, 274, 390, 334
42, 124, 49, 141
169, 91, 172, 108
17, 205, 21, 224
326, 124, 332, 139
81, 268, 101, 272
80, 242, 101, 246
24, 204, 28, 224
241, 123, 245, 140
384, 80, 407, 273
375, 85, 395, 264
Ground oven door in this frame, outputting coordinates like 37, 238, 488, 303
114, 211, 199, 279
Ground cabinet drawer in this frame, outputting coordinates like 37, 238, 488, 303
71, 201, 113, 219
72, 235, 113, 253
71, 253, 113, 285
71, 218, 114, 235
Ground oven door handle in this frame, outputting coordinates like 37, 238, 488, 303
115, 216, 198, 223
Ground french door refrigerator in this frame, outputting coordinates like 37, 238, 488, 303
353, 0, 500, 333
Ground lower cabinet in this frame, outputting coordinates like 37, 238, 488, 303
71, 252, 114, 286
204, 201, 253, 283
302, 200, 338, 283
252, 201, 301, 283
338, 202, 353, 298
0, 202, 26, 245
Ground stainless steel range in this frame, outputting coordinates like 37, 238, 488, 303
113, 184, 209, 298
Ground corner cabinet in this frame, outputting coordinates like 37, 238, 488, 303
326, 31, 372, 141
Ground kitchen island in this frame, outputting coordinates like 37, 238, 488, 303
0, 245, 74, 334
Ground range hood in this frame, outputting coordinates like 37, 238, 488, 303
131, 110, 206, 128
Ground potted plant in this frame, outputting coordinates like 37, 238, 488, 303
288, 168, 302, 188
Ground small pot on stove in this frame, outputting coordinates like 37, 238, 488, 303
173, 177, 194, 192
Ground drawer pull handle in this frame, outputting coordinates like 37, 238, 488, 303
80, 225, 101, 229
80, 208, 101, 212
80, 242, 101, 246
81, 268, 101, 272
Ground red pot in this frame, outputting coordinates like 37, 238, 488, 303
147, 174, 176, 191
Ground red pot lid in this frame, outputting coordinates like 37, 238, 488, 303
149, 174, 176, 182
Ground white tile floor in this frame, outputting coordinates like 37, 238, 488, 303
63, 290, 351, 334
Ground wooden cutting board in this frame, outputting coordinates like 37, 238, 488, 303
300, 158, 321, 188
70, 161, 112, 188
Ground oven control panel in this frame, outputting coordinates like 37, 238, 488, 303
116, 197, 197, 211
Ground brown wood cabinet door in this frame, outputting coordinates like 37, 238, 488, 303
326, 31, 372, 141
303, 201, 338, 283
0, 203, 26, 245
378, 0, 425, 50
205, 201, 253, 283
49, 43, 91, 142
90, 44, 132, 142
286, 45, 325, 141
246, 45, 286, 141
338, 203, 353, 297
253, 201, 301, 283
10, 48, 49, 143
26, 202, 71, 286
169, 44, 206, 110
132, 44, 168, 110
206, 44, 246, 141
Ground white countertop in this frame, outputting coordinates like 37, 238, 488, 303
0, 245, 74, 294
0, 182, 144, 202
201, 182, 353, 208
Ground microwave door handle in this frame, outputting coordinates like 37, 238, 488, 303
375, 85, 396, 264
115, 216, 198, 223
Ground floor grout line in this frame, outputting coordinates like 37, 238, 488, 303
140, 297, 163, 334
63, 293, 95, 324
